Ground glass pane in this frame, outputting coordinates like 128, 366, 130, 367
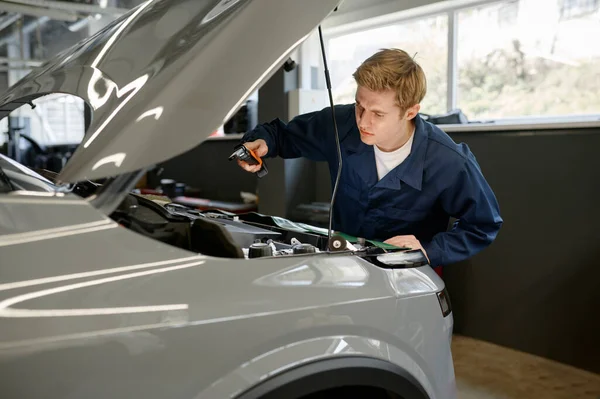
32, 94, 86, 145
457, 0, 600, 120
328, 14, 448, 115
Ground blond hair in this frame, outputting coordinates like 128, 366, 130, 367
353, 48, 427, 113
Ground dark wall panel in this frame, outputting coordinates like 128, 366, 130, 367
444, 128, 600, 373
157, 138, 257, 202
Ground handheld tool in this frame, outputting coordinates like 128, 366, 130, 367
229, 144, 268, 178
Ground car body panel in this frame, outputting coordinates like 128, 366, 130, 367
0, 190, 108, 236
0, 0, 341, 183
197, 336, 435, 399
0, 191, 455, 398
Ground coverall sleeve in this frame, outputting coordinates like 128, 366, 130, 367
240, 106, 347, 162
422, 152, 503, 267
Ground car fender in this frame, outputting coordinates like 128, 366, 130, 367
194, 335, 435, 399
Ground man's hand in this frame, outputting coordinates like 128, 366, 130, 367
237, 139, 268, 173
384, 235, 429, 262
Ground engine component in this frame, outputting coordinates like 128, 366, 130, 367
248, 242, 273, 258
292, 243, 316, 254
328, 234, 347, 251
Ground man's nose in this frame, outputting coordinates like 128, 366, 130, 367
359, 113, 372, 130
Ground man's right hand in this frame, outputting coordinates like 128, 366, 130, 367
237, 139, 268, 173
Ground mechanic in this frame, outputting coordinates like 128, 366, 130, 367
237, 48, 503, 268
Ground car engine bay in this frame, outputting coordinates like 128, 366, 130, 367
0, 153, 428, 268
111, 192, 345, 259
109, 192, 429, 267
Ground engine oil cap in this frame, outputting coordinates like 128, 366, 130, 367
249, 242, 273, 258
292, 243, 316, 254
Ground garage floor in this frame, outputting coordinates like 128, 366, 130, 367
452, 335, 600, 399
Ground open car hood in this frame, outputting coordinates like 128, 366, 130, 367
0, 0, 341, 183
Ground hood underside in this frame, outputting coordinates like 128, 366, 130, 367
0, 0, 341, 183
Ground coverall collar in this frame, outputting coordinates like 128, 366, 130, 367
344, 114, 428, 191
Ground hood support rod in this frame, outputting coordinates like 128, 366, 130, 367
318, 25, 343, 251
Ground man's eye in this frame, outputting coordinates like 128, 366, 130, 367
375, 113, 384, 117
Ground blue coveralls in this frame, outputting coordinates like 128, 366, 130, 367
241, 104, 503, 267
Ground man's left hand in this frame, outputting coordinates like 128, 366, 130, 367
384, 235, 429, 262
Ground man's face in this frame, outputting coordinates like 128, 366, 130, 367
354, 86, 416, 150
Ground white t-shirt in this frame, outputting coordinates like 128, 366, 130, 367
373, 129, 415, 180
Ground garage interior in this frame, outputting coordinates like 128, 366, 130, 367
0, 0, 599, 398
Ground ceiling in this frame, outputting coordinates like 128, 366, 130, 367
0, 0, 141, 66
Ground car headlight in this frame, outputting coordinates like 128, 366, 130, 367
437, 287, 452, 317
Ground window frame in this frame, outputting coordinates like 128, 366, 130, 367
321, 0, 600, 127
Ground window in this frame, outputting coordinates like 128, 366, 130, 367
457, 0, 600, 120
497, 1, 519, 27
561, 0, 599, 19
323, 0, 600, 124
327, 14, 448, 115
0, 94, 86, 148
31, 94, 86, 145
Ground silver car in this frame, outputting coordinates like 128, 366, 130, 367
0, 1, 456, 398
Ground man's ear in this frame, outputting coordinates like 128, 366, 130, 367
404, 104, 420, 120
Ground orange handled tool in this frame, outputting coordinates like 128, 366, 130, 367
229, 144, 268, 178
